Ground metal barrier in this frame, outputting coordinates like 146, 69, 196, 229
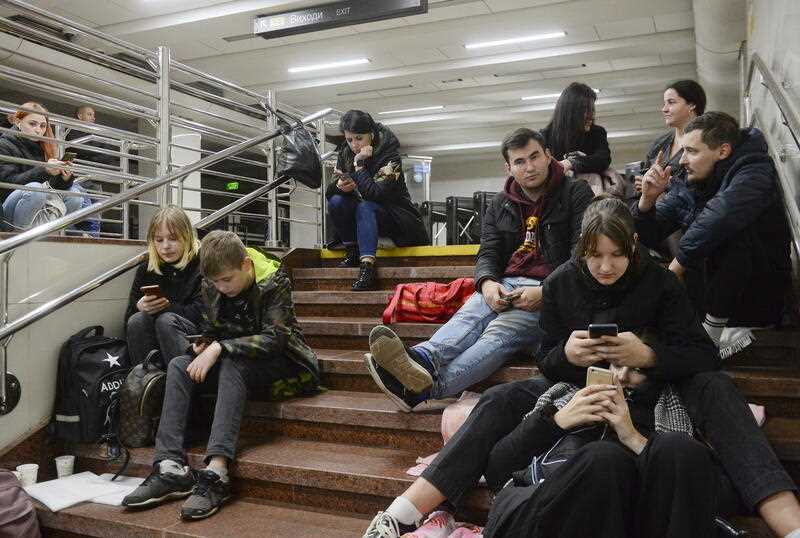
0, 0, 329, 246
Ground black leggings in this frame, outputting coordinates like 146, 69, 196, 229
485, 433, 739, 538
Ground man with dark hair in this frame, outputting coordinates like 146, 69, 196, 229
363, 127, 594, 413
634, 111, 791, 357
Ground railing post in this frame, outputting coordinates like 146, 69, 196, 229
739, 40, 749, 127
264, 89, 280, 248
0, 251, 21, 416
120, 140, 131, 239
157, 46, 172, 207
316, 118, 326, 249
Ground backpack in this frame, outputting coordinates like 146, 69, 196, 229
382, 278, 475, 324
52, 326, 130, 444
118, 352, 166, 448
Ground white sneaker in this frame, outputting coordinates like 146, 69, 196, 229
718, 327, 756, 359
363, 511, 404, 538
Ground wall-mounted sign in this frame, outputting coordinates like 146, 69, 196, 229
254, 0, 428, 39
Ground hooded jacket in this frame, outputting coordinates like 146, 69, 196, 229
124, 255, 204, 328
0, 128, 71, 202
200, 247, 320, 383
634, 128, 791, 322
537, 255, 720, 386
325, 123, 428, 247
474, 161, 594, 291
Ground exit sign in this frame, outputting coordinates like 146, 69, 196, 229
254, 0, 428, 40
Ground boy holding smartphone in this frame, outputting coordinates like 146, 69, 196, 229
122, 231, 320, 520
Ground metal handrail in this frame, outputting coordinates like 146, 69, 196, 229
0, 108, 332, 257
743, 52, 800, 256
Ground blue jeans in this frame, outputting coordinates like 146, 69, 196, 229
415, 276, 544, 399
327, 194, 393, 257
2, 182, 99, 235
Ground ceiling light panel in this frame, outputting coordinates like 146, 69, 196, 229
464, 31, 566, 50
288, 58, 370, 73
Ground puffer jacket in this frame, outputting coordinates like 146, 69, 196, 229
124, 255, 204, 328
474, 161, 594, 291
200, 248, 320, 383
0, 128, 70, 202
326, 123, 428, 247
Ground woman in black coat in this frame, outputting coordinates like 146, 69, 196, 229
540, 82, 611, 177
325, 110, 428, 291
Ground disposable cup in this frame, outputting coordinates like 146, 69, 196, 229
55, 455, 75, 478
15, 463, 38, 487
11, 470, 22, 482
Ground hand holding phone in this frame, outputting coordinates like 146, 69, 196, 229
586, 365, 614, 386
140, 284, 163, 298
588, 323, 619, 339
498, 288, 523, 305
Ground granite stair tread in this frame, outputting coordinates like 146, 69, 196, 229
293, 290, 393, 304
293, 266, 475, 280
35, 497, 369, 538
75, 436, 421, 498
299, 316, 440, 338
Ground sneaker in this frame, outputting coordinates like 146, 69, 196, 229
719, 327, 756, 359
179, 469, 231, 520
369, 325, 433, 393
363, 511, 416, 538
365, 354, 427, 413
121, 467, 195, 508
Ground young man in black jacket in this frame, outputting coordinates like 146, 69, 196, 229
635, 111, 791, 358
364, 128, 594, 412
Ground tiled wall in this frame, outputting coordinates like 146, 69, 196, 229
1, 239, 143, 452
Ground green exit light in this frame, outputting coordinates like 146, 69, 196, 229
226, 181, 240, 191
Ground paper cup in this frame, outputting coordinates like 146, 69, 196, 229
15, 464, 38, 487
55, 455, 75, 478
11, 470, 22, 483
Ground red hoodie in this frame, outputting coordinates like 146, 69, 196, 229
503, 160, 564, 279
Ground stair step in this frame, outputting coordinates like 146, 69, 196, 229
292, 266, 474, 291
301, 317, 439, 349
293, 290, 393, 317
36, 497, 369, 538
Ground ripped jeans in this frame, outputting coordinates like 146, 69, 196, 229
414, 276, 544, 399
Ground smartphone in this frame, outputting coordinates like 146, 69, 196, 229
61, 151, 77, 162
499, 288, 523, 304
588, 323, 618, 339
187, 334, 211, 344
586, 366, 614, 386
140, 284, 163, 298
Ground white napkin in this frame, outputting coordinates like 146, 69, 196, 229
89, 474, 145, 506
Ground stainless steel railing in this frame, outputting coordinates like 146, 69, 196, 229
741, 49, 800, 257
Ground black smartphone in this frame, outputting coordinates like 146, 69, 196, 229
499, 288, 523, 304
588, 323, 619, 338
187, 334, 212, 344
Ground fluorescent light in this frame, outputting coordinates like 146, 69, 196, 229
379, 105, 444, 115
465, 31, 565, 50
288, 58, 369, 73
521, 88, 601, 101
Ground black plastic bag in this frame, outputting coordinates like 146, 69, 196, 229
275, 119, 322, 189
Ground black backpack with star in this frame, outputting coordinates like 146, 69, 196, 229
52, 326, 130, 444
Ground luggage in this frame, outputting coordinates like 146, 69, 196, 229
118, 352, 166, 448
382, 278, 475, 324
52, 326, 130, 444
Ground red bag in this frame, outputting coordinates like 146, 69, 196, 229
382, 278, 475, 324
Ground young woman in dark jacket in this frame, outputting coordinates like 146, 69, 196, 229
540, 82, 611, 176
125, 206, 203, 366
0, 102, 98, 234
325, 110, 428, 291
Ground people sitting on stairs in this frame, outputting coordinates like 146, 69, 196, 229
325, 109, 428, 291
362, 127, 593, 413
125, 206, 204, 367
483, 365, 740, 538
122, 230, 320, 520
0, 101, 98, 235
363, 196, 800, 538
634, 111, 792, 358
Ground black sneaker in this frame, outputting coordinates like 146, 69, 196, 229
369, 325, 434, 393
364, 354, 427, 413
121, 467, 195, 508
352, 261, 377, 291
338, 245, 360, 267
179, 470, 232, 520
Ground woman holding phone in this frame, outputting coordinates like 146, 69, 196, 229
125, 206, 203, 366
325, 109, 428, 291
0, 101, 97, 233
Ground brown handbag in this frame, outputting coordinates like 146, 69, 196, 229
118, 353, 166, 448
